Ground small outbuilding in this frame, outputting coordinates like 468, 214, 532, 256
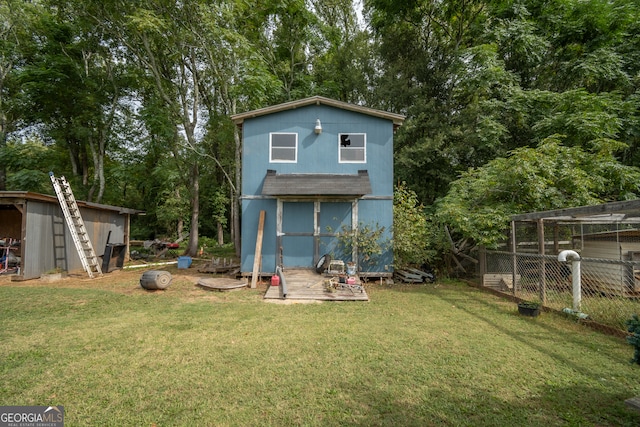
231, 96, 404, 278
0, 191, 141, 280
509, 199, 640, 296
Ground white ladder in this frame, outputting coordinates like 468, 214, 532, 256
49, 172, 102, 278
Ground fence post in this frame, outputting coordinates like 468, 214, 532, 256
511, 221, 518, 296
538, 218, 547, 304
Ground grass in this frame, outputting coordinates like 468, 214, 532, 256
1, 270, 640, 426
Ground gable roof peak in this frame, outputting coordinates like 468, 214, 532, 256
230, 96, 405, 128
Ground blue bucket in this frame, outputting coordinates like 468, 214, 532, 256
177, 256, 192, 269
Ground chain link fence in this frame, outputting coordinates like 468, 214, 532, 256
479, 220, 640, 332
482, 251, 640, 330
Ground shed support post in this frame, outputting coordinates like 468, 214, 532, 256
314, 201, 321, 266
352, 199, 358, 267
276, 199, 283, 268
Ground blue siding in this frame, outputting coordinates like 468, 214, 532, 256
241, 199, 277, 273
240, 101, 395, 274
242, 105, 394, 197
319, 202, 351, 232
357, 199, 394, 272
281, 236, 314, 267
318, 202, 351, 261
282, 202, 314, 267
282, 202, 314, 232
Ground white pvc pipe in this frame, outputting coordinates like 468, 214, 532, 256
558, 250, 581, 311
123, 261, 178, 269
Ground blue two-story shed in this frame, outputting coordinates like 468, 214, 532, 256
231, 96, 404, 277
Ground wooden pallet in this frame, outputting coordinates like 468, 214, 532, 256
198, 257, 240, 274
264, 268, 369, 301
395, 268, 435, 283
483, 273, 520, 290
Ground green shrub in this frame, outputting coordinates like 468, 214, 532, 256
626, 314, 640, 365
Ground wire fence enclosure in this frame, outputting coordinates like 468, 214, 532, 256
481, 250, 640, 331
478, 209, 640, 332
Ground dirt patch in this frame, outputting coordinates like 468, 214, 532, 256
1, 264, 269, 303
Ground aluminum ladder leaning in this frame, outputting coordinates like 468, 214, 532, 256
49, 172, 102, 278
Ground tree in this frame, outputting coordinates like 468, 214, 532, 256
87, 0, 281, 255
15, 1, 129, 202
309, 0, 374, 103
117, 0, 206, 255
393, 182, 434, 268
366, 0, 494, 203
196, 1, 282, 255
367, 0, 640, 206
0, 137, 59, 193
0, 0, 37, 190
434, 136, 640, 250
247, 0, 319, 102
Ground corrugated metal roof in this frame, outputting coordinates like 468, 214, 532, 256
261, 170, 372, 196
231, 96, 405, 128
0, 191, 144, 215
511, 199, 640, 223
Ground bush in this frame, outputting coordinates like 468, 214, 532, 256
626, 314, 640, 365
393, 183, 435, 269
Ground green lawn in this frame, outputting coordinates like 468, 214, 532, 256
1, 272, 639, 426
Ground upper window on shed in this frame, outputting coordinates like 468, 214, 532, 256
339, 133, 366, 163
270, 133, 297, 163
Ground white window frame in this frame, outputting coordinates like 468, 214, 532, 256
338, 133, 366, 163
270, 132, 298, 163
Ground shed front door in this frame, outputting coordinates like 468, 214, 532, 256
281, 202, 315, 267
279, 201, 354, 269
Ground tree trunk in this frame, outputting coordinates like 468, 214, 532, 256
0, 127, 6, 191
177, 218, 184, 241
68, 139, 80, 177
81, 145, 89, 187
185, 162, 199, 256
96, 123, 107, 203
0, 61, 9, 191
217, 221, 224, 246
233, 123, 242, 257
87, 135, 98, 202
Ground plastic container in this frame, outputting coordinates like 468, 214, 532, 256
140, 270, 173, 290
177, 256, 192, 269
346, 263, 356, 276
271, 275, 280, 286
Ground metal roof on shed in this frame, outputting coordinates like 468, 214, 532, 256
261, 170, 372, 197
0, 191, 143, 215
511, 199, 640, 223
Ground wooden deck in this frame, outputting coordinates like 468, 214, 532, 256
264, 268, 369, 301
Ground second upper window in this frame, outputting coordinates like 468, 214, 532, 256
339, 133, 366, 163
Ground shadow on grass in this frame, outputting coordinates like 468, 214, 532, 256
433, 289, 621, 374
321, 381, 639, 426
368, 283, 640, 425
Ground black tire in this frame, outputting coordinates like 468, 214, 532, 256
315, 254, 331, 274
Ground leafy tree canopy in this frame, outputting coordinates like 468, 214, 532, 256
434, 135, 640, 248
